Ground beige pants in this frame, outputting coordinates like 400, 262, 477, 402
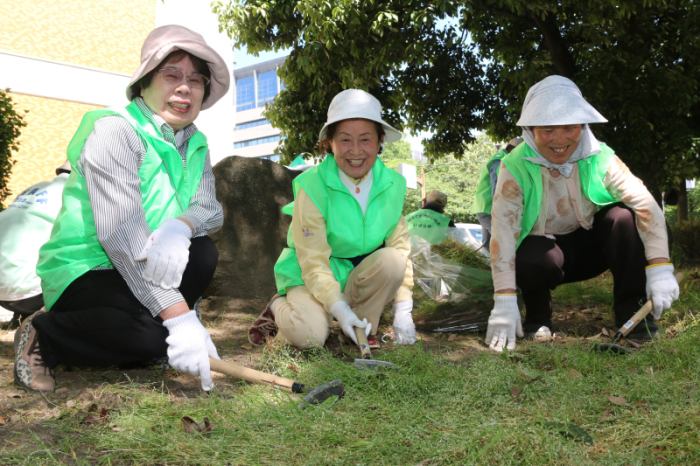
274, 248, 406, 349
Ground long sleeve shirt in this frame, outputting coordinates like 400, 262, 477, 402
291, 186, 413, 311
77, 97, 223, 316
490, 155, 668, 291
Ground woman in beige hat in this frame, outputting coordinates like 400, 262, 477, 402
248, 89, 417, 349
14, 25, 229, 393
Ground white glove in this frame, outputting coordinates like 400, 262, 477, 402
162, 311, 220, 391
393, 300, 416, 345
645, 264, 679, 320
135, 218, 192, 289
485, 295, 524, 352
329, 301, 372, 345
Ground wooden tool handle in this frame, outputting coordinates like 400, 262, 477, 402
354, 327, 372, 359
616, 271, 684, 338
209, 357, 300, 393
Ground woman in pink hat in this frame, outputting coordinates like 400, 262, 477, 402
14, 25, 229, 393
248, 89, 417, 350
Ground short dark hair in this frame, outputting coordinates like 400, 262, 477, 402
131, 50, 212, 103
424, 200, 445, 213
318, 119, 386, 155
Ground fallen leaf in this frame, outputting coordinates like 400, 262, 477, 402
588, 332, 603, 340
581, 308, 593, 314
448, 334, 457, 341
634, 401, 647, 408
10, 415, 20, 423
66, 400, 76, 408
241, 343, 253, 350
582, 295, 591, 298
598, 411, 614, 421
601, 328, 610, 337
607, 395, 631, 407
511, 386, 524, 401
646, 367, 654, 377
81, 404, 110, 425
287, 364, 299, 373
569, 369, 583, 378
3, 350, 14, 356
0, 416, 5, 425
54, 387, 68, 394
181, 416, 213, 436
416, 459, 434, 466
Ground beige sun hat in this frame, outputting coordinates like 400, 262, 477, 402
126, 25, 230, 110
319, 89, 402, 143
426, 190, 448, 208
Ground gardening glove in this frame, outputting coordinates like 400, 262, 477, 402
329, 301, 371, 346
163, 311, 220, 391
485, 295, 524, 353
645, 264, 679, 320
135, 218, 192, 290
393, 300, 416, 345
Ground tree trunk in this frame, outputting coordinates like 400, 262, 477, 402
678, 180, 688, 223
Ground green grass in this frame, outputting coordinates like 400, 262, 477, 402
3, 276, 700, 465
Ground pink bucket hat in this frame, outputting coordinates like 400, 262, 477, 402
126, 25, 230, 110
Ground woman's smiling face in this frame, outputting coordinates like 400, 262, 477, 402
532, 124, 583, 164
331, 118, 383, 179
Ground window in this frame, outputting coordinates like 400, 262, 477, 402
234, 135, 282, 149
257, 70, 278, 106
261, 155, 281, 162
235, 119, 269, 130
236, 76, 254, 112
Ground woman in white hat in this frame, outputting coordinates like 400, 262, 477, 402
486, 75, 679, 352
14, 25, 229, 393
248, 89, 417, 349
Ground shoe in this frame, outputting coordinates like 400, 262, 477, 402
621, 320, 659, 341
524, 326, 552, 341
14, 311, 55, 393
248, 294, 281, 346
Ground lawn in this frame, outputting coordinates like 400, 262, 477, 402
1, 272, 699, 465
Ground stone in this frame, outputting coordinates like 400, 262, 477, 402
205, 156, 302, 310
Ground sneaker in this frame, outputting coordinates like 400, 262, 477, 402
621, 320, 659, 341
14, 311, 55, 393
248, 294, 281, 346
524, 326, 552, 341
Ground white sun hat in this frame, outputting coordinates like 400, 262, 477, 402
318, 89, 403, 143
516, 75, 608, 127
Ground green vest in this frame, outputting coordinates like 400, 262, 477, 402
502, 142, 618, 249
471, 149, 507, 215
274, 156, 406, 295
405, 208, 452, 244
37, 100, 209, 310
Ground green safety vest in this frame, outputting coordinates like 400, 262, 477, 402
274, 155, 406, 295
471, 149, 507, 215
37, 100, 209, 310
502, 142, 618, 249
405, 208, 453, 244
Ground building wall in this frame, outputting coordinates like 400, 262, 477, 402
5, 95, 102, 197
0, 0, 154, 74
0, 0, 156, 205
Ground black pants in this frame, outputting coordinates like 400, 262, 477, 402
515, 204, 651, 331
33, 237, 218, 369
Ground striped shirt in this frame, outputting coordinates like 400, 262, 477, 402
77, 97, 223, 316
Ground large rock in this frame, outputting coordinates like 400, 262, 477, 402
205, 156, 301, 309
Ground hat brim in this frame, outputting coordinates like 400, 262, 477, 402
318, 114, 402, 143
516, 92, 607, 127
126, 40, 230, 110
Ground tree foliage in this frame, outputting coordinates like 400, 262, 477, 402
215, 0, 700, 198
0, 89, 27, 210
382, 133, 499, 223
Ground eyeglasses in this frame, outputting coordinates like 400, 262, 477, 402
158, 67, 210, 89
